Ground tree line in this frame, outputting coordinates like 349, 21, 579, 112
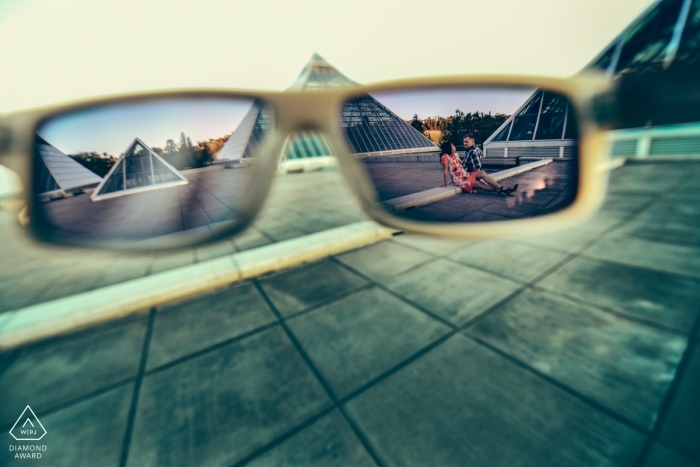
151, 132, 229, 170
408, 110, 510, 148
70, 132, 230, 176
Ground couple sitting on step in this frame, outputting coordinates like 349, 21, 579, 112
440, 133, 517, 196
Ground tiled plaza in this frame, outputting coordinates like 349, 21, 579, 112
1, 161, 700, 466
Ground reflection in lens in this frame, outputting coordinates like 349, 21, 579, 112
33, 97, 270, 242
342, 86, 579, 223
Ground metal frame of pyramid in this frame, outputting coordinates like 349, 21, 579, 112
34, 136, 103, 199
91, 137, 188, 201
482, 89, 578, 160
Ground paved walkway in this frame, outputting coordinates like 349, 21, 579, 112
1, 162, 700, 466
0, 167, 368, 314
400, 162, 574, 222
41, 166, 252, 239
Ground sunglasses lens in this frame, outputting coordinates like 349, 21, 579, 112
32, 96, 272, 247
341, 86, 580, 223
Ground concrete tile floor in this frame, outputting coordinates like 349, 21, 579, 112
467, 289, 686, 430
2, 161, 700, 466
146, 283, 277, 370
244, 410, 375, 467
258, 260, 368, 318
658, 344, 700, 463
286, 287, 450, 399
0, 167, 369, 314
0, 317, 147, 427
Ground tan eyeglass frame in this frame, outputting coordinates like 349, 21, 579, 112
0, 74, 613, 251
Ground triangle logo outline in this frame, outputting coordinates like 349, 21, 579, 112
9, 406, 47, 441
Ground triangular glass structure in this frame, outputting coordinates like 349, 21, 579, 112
216, 54, 437, 164
288, 53, 358, 91
295, 53, 437, 156
340, 96, 438, 155
34, 135, 103, 196
484, 90, 577, 144
284, 131, 332, 159
215, 101, 271, 162
91, 138, 187, 201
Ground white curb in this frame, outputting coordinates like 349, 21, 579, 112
383, 159, 554, 211
0, 220, 394, 350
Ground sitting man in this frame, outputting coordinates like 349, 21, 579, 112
462, 133, 517, 196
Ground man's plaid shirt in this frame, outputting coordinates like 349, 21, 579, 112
462, 146, 483, 173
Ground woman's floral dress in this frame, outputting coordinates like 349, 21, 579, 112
441, 153, 478, 192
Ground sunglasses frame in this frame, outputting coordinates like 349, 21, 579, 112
0, 73, 613, 251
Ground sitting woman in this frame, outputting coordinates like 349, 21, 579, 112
439, 142, 514, 196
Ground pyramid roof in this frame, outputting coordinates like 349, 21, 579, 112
484, 89, 577, 146
34, 136, 103, 194
288, 53, 358, 91
215, 102, 270, 162
340, 95, 438, 155
91, 138, 187, 201
217, 54, 436, 162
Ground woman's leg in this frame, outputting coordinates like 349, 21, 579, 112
477, 169, 502, 189
477, 170, 517, 195
472, 180, 496, 191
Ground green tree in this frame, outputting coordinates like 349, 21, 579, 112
408, 114, 424, 133
164, 139, 178, 154
70, 152, 117, 177
439, 110, 509, 148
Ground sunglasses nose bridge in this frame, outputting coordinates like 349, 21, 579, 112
272, 93, 339, 134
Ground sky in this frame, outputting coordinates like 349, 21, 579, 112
373, 87, 538, 120
0, 0, 653, 113
39, 98, 254, 156
38, 88, 537, 155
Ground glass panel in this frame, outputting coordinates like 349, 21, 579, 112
342, 86, 580, 224
491, 122, 511, 142
152, 157, 181, 183
592, 42, 617, 71
535, 92, 567, 140
33, 96, 266, 245
616, 0, 684, 75
509, 90, 542, 141
242, 105, 271, 159
99, 159, 124, 194
124, 143, 154, 189
34, 156, 61, 193
341, 96, 438, 154
675, 0, 700, 69
309, 134, 327, 155
564, 105, 579, 139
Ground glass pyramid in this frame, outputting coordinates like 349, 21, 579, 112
340, 96, 438, 155
34, 135, 103, 195
482, 89, 578, 159
288, 53, 358, 91
215, 101, 272, 162
485, 90, 577, 144
284, 131, 332, 159
91, 138, 187, 201
217, 54, 436, 164
587, 0, 693, 77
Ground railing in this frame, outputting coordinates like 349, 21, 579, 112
609, 122, 700, 160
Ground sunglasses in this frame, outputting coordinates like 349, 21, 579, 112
0, 60, 614, 251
